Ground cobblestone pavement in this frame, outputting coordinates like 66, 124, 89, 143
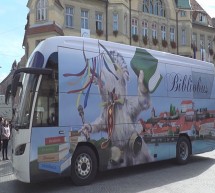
1, 141, 215, 193
0, 140, 16, 184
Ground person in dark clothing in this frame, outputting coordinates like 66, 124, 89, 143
0, 117, 3, 154
1, 119, 10, 160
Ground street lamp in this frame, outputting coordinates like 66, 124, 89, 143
176, 10, 179, 55
192, 41, 197, 59
200, 41, 204, 61
105, 0, 109, 41
129, 0, 131, 45
101, 0, 109, 41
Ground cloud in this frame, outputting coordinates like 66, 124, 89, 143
196, 0, 215, 18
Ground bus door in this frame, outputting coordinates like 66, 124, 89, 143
29, 52, 72, 181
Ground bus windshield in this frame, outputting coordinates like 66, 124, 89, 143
13, 52, 59, 129
14, 74, 39, 129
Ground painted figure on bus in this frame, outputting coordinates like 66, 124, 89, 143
78, 44, 154, 168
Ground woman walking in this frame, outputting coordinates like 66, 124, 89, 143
0, 117, 3, 154
1, 119, 10, 160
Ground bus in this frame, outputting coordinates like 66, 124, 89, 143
10, 36, 215, 185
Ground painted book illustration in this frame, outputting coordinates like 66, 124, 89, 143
38, 142, 69, 154
38, 147, 69, 162
38, 153, 71, 174
130, 48, 162, 93
69, 131, 81, 153
45, 136, 66, 145
37, 136, 71, 174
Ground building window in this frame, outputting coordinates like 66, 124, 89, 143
181, 29, 186, 45
131, 18, 138, 35
143, 0, 149, 13
65, 6, 74, 28
200, 38, 206, 61
160, 7, 165, 17
36, 0, 47, 21
199, 13, 206, 22
200, 35, 205, 48
149, 0, 153, 14
192, 33, 197, 46
161, 25, 166, 40
152, 23, 157, 38
113, 13, 118, 31
180, 11, 186, 17
142, 20, 148, 37
81, 10, 89, 29
208, 37, 213, 49
143, 0, 165, 17
154, 0, 162, 16
170, 27, 175, 41
96, 12, 103, 30
200, 35, 205, 61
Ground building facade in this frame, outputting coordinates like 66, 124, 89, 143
1, 0, 215, 94
23, 0, 215, 64
190, 0, 215, 63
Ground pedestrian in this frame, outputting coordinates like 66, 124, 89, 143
0, 117, 4, 156
1, 119, 10, 160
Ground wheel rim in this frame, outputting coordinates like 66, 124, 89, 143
75, 153, 92, 179
179, 141, 189, 160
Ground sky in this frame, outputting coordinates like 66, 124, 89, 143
0, 0, 28, 82
0, 0, 215, 83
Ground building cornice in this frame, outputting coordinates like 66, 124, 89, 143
192, 22, 215, 31
26, 22, 64, 36
54, 0, 64, 9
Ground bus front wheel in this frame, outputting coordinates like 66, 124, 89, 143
71, 146, 98, 186
176, 136, 191, 165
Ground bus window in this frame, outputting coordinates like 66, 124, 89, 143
33, 52, 59, 127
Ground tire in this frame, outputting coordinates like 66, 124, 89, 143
176, 136, 191, 165
71, 146, 98, 186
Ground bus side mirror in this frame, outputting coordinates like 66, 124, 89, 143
5, 84, 12, 104
14, 124, 19, 131
11, 74, 22, 98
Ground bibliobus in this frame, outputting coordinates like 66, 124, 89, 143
10, 36, 215, 185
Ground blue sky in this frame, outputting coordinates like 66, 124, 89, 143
0, 0, 215, 82
0, 0, 28, 82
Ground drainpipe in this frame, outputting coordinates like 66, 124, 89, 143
106, 0, 108, 41
129, 0, 131, 45
176, 9, 179, 55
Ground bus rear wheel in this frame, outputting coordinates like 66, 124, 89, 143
176, 136, 191, 165
71, 146, 97, 186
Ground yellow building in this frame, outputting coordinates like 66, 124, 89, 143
18, 0, 215, 65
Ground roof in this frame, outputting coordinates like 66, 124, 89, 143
175, 0, 191, 10
54, 0, 64, 9
181, 100, 193, 105
190, 0, 214, 26
26, 22, 64, 36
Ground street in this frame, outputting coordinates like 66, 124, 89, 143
1, 142, 215, 193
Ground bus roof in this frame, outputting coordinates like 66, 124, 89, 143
33, 36, 214, 72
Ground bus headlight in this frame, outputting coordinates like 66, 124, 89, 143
15, 144, 26, 155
